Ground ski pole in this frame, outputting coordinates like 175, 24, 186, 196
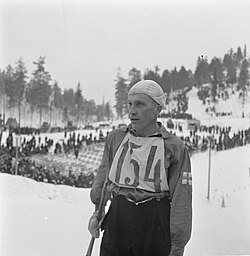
85, 237, 95, 256
85, 173, 109, 256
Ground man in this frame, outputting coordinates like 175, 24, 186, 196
88, 80, 192, 256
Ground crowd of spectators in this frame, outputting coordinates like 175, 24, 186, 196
5, 132, 53, 157
13, 126, 41, 135
58, 129, 107, 156
178, 125, 250, 155
0, 129, 108, 188
0, 152, 95, 188
159, 111, 193, 120
1, 123, 250, 188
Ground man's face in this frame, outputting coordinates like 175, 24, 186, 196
127, 93, 159, 134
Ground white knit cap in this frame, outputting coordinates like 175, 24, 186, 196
128, 80, 166, 108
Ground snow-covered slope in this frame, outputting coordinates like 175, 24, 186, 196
187, 87, 250, 123
1, 143, 250, 256
0, 175, 101, 256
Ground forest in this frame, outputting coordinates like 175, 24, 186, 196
0, 45, 249, 126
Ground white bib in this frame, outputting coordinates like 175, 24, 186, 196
109, 133, 169, 192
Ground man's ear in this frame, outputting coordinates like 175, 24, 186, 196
155, 105, 162, 115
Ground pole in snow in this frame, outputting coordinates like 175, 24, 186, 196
207, 135, 212, 200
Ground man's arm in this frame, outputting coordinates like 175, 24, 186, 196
90, 138, 111, 211
168, 145, 192, 256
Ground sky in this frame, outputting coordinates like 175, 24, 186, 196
1, 0, 250, 105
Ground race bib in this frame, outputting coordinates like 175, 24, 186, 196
109, 133, 169, 192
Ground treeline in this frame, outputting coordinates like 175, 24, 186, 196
0, 45, 249, 126
114, 45, 249, 118
0, 56, 113, 127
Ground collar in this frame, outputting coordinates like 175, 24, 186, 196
125, 121, 170, 138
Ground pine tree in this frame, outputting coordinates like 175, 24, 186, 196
208, 57, 224, 102
13, 58, 28, 128
194, 56, 210, 86
115, 68, 128, 118
143, 66, 163, 90
223, 53, 237, 86
104, 102, 113, 121
83, 99, 96, 123
0, 71, 5, 95
238, 59, 249, 117
243, 44, 247, 59
178, 66, 190, 90
161, 69, 172, 94
238, 59, 249, 91
96, 104, 104, 122
62, 106, 69, 126
74, 82, 84, 126
170, 67, 179, 90
51, 81, 63, 109
0, 71, 7, 126
128, 67, 141, 91
236, 47, 243, 64
63, 88, 75, 115
2, 65, 16, 109
27, 56, 52, 126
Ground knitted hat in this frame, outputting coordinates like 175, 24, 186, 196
128, 80, 166, 108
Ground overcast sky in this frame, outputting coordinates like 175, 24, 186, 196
1, 0, 250, 105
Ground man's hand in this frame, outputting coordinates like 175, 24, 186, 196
88, 210, 104, 238
169, 245, 184, 256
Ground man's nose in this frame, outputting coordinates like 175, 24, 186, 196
129, 105, 137, 114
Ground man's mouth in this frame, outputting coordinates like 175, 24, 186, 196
130, 118, 139, 122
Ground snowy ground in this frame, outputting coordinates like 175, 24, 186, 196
1, 143, 250, 256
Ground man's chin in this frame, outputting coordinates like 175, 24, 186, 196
131, 122, 136, 128
131, 122, 141, 131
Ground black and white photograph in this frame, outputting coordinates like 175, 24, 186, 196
0, 0, 250, 255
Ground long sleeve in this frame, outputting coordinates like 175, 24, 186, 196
90, 137, 111, 210
168, 145, 192, 256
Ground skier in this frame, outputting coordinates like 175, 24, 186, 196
88, 80, 192, 256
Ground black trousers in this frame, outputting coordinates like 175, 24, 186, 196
100, 195, 171, 256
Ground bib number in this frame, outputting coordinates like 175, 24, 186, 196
114, 141, 162, 192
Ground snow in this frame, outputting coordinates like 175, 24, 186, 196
187, 87, 250, 121
1, 87, 250, 256
1, 143, 250, 256
0, 175, 100, 256
185, 146, 250, 256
